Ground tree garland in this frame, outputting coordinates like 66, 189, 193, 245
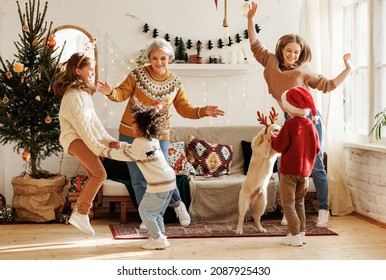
141, 22, 261, 50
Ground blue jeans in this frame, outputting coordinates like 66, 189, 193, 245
282, 111, 329, 210
119, 134, 181, 207
138, 190, 173, 239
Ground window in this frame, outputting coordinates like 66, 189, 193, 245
343, 0, 386, 145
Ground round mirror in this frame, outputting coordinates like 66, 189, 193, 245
51, 25, 98, 84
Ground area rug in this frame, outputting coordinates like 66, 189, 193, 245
109, 220, 338, 240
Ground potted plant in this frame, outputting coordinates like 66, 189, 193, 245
369, 108, 386, 140
0, 0, 66, 222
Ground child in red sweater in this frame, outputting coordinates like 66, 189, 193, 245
271, 86, 320, 247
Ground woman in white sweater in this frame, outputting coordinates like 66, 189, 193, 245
54, 53, 119, 236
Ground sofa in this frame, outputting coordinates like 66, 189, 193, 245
98, 126, 322, 223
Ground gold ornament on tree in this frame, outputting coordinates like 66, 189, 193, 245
35, 95, 41, 102
45, 115, 52, 124
2, 96, 9, 104
13, 62, 24, 73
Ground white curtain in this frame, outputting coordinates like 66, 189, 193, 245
300, 0, 355, 215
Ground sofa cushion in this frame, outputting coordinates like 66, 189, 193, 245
102, 179, 130, 196
168, 142, 197, 175
187, 135, 233, 177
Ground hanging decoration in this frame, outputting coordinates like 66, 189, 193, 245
128, 13, 261, 50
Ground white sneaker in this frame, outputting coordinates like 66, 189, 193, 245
281, 214, 288, 226
142, 235, 170, 250
282, 233, 303, 247
139, 222, 147, 230
68, 211, 95, 236
174, 202, 191, 226
316, 209, 330, 228
300, 232, 306, 244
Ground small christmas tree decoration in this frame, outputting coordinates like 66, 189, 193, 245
207, 40, 214, 50
255, 24, 261, 33
186, 39, 193, 50
244, 29, 249, 39
217, 38, 224, 49
235, 33, 242, 43
143, 23, 150, 33
227, 36, 233, 46
174, 37, 180, 47
152, 28, 159, 38
174, 37, 188, 63
164, 33, 171, 42
13, 62, 24, 73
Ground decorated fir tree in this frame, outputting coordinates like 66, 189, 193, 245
0, 0, 64, 179
174, 38, 188, 63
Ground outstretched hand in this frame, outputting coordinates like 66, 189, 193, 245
343, 53, 352, 70
97, 80, 113, 96
247, 1, 259, 19
205, 106, 225, 118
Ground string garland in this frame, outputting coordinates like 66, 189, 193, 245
127, 13, 260, 50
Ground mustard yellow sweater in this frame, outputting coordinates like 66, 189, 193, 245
109, 65, 207, 140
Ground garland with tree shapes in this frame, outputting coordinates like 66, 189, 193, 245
142, 22, 261, 49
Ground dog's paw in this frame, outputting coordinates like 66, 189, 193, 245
258, 228, 267, 233
235, 228, 243, 235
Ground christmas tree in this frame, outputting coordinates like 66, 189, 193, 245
174, 38, 188, 63
0, 0, 64, 179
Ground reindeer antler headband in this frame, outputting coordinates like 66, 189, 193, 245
257, 107, 279, 133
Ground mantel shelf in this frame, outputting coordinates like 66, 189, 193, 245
167, 63, 259, 77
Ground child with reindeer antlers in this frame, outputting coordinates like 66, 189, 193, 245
270, 86, 320, 247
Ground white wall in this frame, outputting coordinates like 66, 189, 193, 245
0, 0, 302, 202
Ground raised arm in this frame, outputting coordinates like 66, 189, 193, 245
332, 53, 352, 88
247, 2, 259, 46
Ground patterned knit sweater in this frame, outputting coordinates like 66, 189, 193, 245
104, 138, 176, 193
108, 65, 207, 140
250, 39, 337, 112
59, 89, 116, 155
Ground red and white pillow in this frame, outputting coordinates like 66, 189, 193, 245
187, 135, 233, 177
168, 141, 197, 175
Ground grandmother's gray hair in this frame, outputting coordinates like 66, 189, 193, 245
146, 38, 175, 61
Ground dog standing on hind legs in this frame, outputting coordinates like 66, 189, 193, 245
236, 107, 281, 234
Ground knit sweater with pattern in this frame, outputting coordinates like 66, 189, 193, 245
250, 39, 337, 111
59, 89, 116, 155
104, 138, 176, 193
108, 65, 207, 140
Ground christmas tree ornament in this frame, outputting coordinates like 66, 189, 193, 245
33, 38, 39, 46
48, 85, 51, 92
6, 71, 12, 79
22, 24, 29, 32
35, 95, 41, 102
240, 0, 250, 17
13, 62, 24, 73
2, 96, 9, 104
22, 149, 31, 161
47, 36, 56, 49
20, 76, 24, 84
45, 115, 52, 124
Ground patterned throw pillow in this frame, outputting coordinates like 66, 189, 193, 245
187, 135, 233, 177
168, 142, 197, 175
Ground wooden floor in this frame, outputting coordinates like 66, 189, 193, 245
1, 211, 386, 260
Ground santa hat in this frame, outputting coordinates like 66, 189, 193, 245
281, 86, 318, 123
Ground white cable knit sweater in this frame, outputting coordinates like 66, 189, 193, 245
104, 138, 176, 194
59, 89, 116, 156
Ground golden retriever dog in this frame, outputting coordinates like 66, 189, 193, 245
236, 108, 281, 234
